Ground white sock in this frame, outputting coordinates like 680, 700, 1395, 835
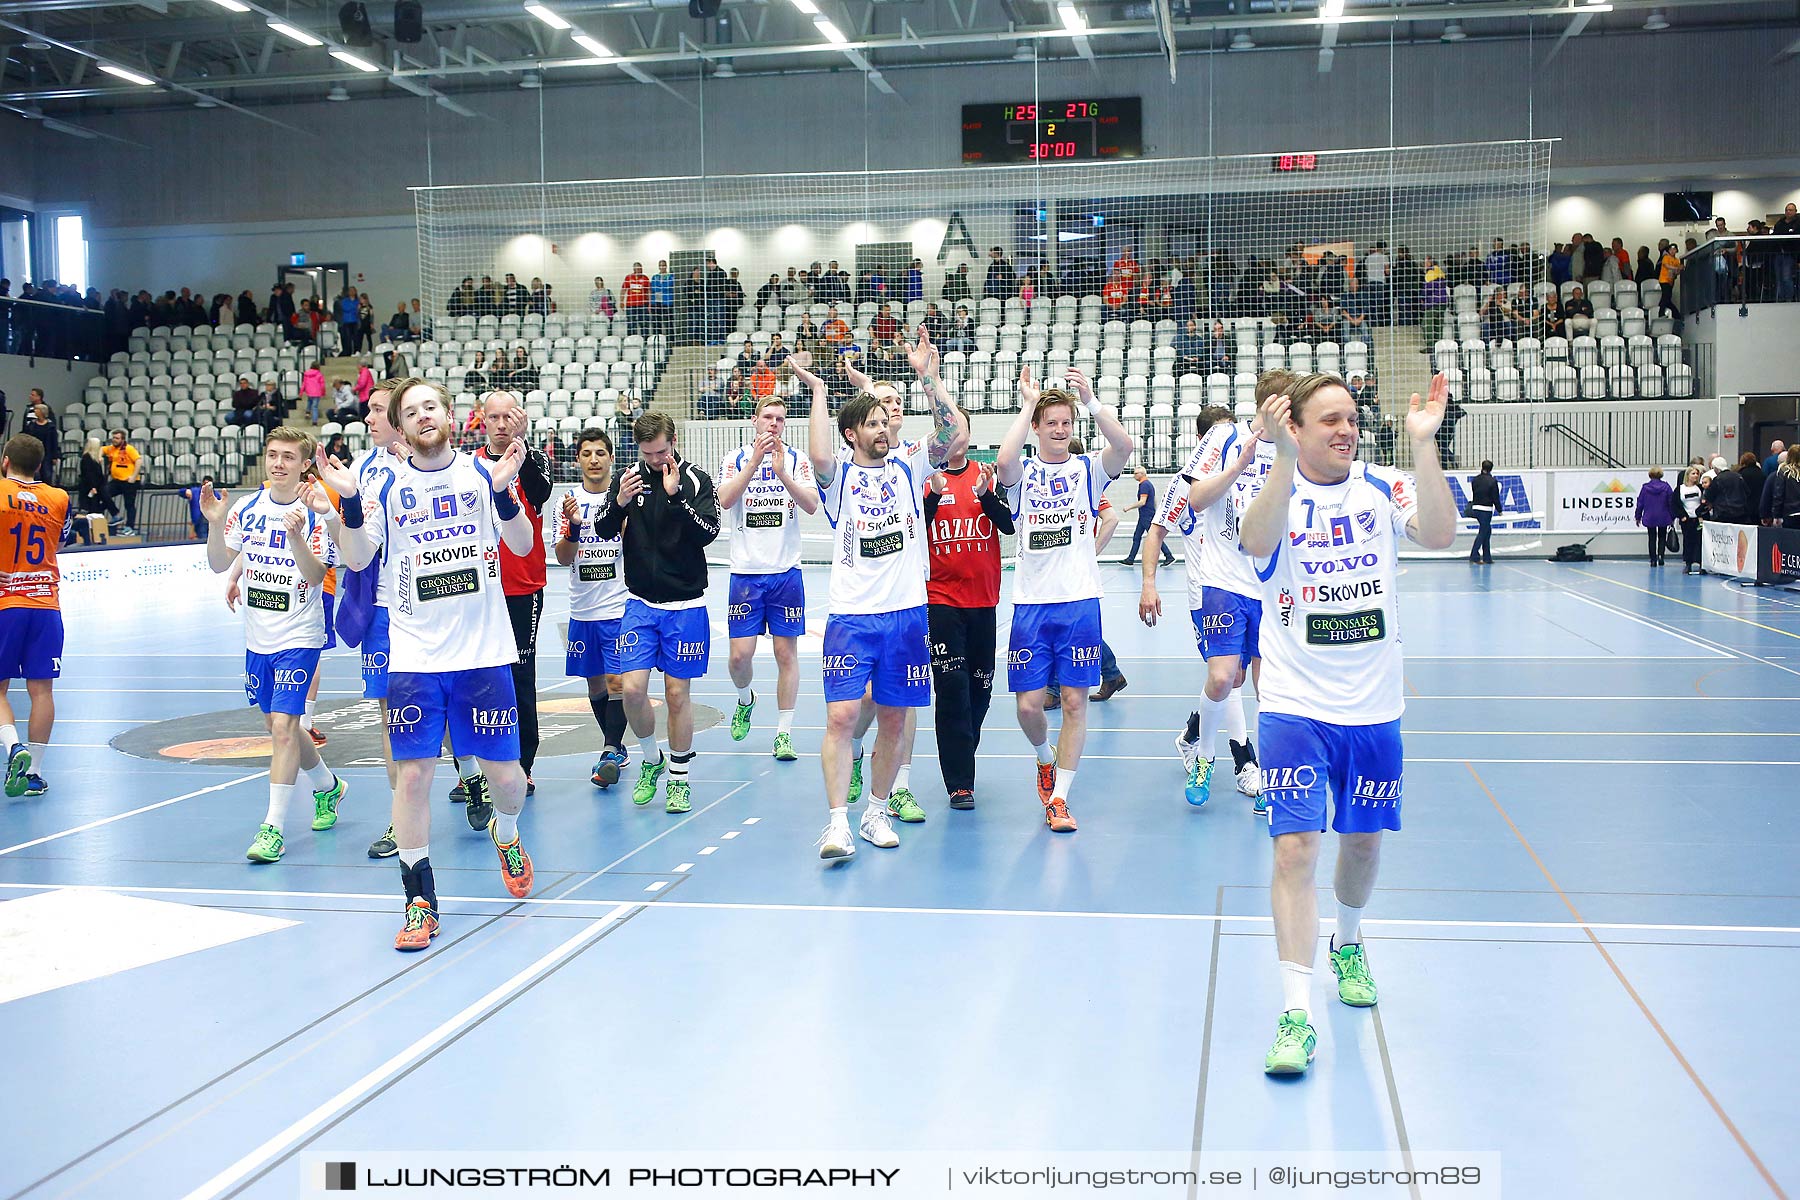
304, 699, 317, 727
264, 782, 292, 831
894, 763, 912, 791
638, 731, 663, 764
493, 809, 518, 844
850, 736, 865, 760
26, 742, 46, 773
399, 844, 429, 869
829, 805, 850, 826
1223, 688, 1249, 743
0, 723, 18, 749
736, 685, 754, 705
301, 758, 334, 795
1032, 741, 1055, 765
865, 793, 887, 814
1336, 901, 1365, 946
1280, 961, 1313, 1016
456, 756, 482, 781
777, 709, 795, 734
1198, 691, 1226, 758
1054, 767, 1076, 799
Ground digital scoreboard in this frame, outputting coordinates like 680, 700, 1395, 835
961, 97, 1143, 164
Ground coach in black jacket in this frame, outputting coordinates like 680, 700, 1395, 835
593, 411, 721, 813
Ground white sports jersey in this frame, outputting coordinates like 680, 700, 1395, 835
352, 443, 403, 607
1185, 420, 1277, 600
719, 443, 814, 574
1154, 472, 1207, 612
557, 482, 628, 621
223, 491, 338, 654
818, 443, 930, 615
1005, 451, 1112, 605
1254, 461, 1421, 725
361, 453, 518, 674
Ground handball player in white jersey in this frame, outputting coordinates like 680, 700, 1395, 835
555, 427, 631, 789
717, 393, 817, 761
204, 427, 347, 865
994, 366, 1134, 833
316, 381, 540, 951
1238, 372, 1456, 1076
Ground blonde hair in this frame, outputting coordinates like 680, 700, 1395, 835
85, 436, 106, 463
1782, 445, 1800, 481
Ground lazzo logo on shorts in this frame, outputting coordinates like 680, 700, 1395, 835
1351, 774, 1402, 806
273, 668, 309, 687
387, 704, 424, 731
1202, 612, 1235, 633
674, 641, 706, 658
363, 651, 389, 671
1070, 645, 1100, 665
244, 673, 259, 693
906, 663, 931, 683
567, 640, 586, 655
821, 654, 859, 671
727, 603, 752, 619
471, 707, 519, 733
616, 630, 642, 648
783, 606, 805, 620
1007, 649, 1034, 666
1263, 765, 1318, 792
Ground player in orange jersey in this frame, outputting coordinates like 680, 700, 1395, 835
0, 434, 70, 797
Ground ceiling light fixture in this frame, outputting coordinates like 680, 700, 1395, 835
1320, 0, 1344, 18
572, 32, 613, 57
814, 17, 847, 43
330, 48, 381, 71
327, 83, 350, 100
97, 62, 156, 85
1229, 30, 1254, 49
267, 20, 324, 45
1642, 7, 1667, 27
1441, 20, 1465, 39
788, 0, 819, 13
207, 0, 251, 12
1056, 2, 1086, 32
518, 70, 541, 87
523, 3, 570, 29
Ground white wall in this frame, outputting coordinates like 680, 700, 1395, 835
1684, 305, 1800, 398
0, 353, 103, 425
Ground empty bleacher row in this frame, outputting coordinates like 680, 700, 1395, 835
1432, 334, 1695, 401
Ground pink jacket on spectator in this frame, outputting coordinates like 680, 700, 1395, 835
301, 367, 326, 398
355, 364, 374, 404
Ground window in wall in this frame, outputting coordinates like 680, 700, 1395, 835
54, 214, 88, 291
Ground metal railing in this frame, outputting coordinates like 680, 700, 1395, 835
0, 295, 107, 362
1678, 234, 1800, 311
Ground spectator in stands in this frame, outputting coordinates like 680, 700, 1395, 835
329, 378, 358, 422
1203, 319, 1234, 373
252, 382, 284, 433
1360, 241, 1390, 323
226, 377, 257, 426
1420, 257, 1449, 344
793, 311, 819, 349
17, 396, 55, 484
1582, 233, 1607, 284
1547, 242, 1572, 287
501, 272, 529, 315
359, 292, 377, 348
1634, 247, 1658, 285
944, 263, 972, 304
724, 267, 746, 317
766, 333, 791, 369
1704, 455, 1750, 523
1673, 465, 1704, 572
822, 306, 850, 346
301, 364, 327, 422
333, 288, 361, 356
73, 436, 110, 542
778, 267, 808, 308
1764, 440, 1788, 479
1485, 238, 1512, 286
754, 274, 780, 310
647, 260, 673, 336
1634, 466, 1676, 567
1657, 242, 1683, 321
871, 303, 900, 347
463, 399, 487, 441
1536, 292, 1565, 339
984, 247, 1014, 300
811, 260, 847, 306
612, 392, 642, 463
750, 357, 778, 405
510, 346, 538, 392
461, 351, 489, 396
735, 339, 758, 376
447, 277, 476, 318
697, 368, 725, 420
354, 361, 375, 410
946, 305, 975, 354
1173, 318, 1206, 376
906, 259, 925, 303
102, 429, 144, 535
1767, 446, 1800, 528
921, 304, 949, 347
1774, 204, 1800, 302
381, 301, 410, 343
1563, 285, 1595, 337
322, 434, 351, 468
1338, 289, 1370, 344
1737, 450, 1765, 506
1478, 288, 1514, 342
1297, 300, 1337, 345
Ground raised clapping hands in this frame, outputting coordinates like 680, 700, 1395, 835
1018, 364, 1040, 410
487, 439, 526, 494
1063, 367, 1096, 407
299, 479, 336, 517
312, 447, 359, 498
561, 492, 579, 527
906, 325, 939, 379
1406, 372, 1450, 442
197, 482, 232, 524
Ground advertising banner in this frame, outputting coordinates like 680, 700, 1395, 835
1757, 524, 1800, 585
1547, 470, 1658, 534
1701, 521, 1758, 579
1445, 470, 1548, 529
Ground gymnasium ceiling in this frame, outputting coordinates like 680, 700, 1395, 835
0, 0, 1794, 130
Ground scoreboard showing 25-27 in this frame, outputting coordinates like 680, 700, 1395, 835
961, 97, 1143, 164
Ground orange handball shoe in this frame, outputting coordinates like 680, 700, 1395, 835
489, 820, 535, 898
1036, 761, 1056, 807
308, 727, 328, 748
394, 900, 439, 951
1044, 796, 1077, 833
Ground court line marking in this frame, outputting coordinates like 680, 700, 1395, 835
1559, 589, 1735, 657
0, 772, 269, 858
1573, 569, 1800, 641
1466, 761, 1787, 1200
179, 903, 639, 1200
4, 884, 1797, 936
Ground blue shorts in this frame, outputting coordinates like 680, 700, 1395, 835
822, 607, 931, 707
0, 609, 64, 680
566, 616, 623, 678
361, 606, 390, 700
616, 599, 711, 679
244, 647, 321, 716
385, 665, 521, 762
322, 592, 337, 651
1199, 588, 1261, 665
728, 568, 806, 638
1258, 713, 1404, 837
1007, 598, 1102, 692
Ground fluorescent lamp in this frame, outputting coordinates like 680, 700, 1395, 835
814, 18, 847, 43
330, 49, 381, 72
524, 3, 571, 29
207, 0, 251, 11
1320, 0, 1344, 17
98, 62, 156, 86
267, 20, 324, 46
1580, 2, 1611, 8
1056, 2, 1086, 31
572, 33, 613, 57
789, 0, 819, 12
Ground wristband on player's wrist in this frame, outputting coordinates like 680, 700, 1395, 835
1084, 399, 1103, 418
493, 489, 521, 519
339, 501, 364, 529
564, 520, 582, 539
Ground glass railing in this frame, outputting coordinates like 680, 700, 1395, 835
0, 295, 108, 362
1678, 234, 1800, 311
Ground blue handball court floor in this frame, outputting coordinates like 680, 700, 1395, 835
0, 559, 1796, 1200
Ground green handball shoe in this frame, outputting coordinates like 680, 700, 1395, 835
311, 775, 347, 831
846, 755, 864, 804
633, 757, 666, 806
772, 731, 798, 762
731, 694, 754, 742
888, 788, 926, 823
1329, 941, 1378, 1007
1263, 1010, 1317, 1076
245, 823, 285, 863
1185, 757, 1213, 807
665, 778, 692, 814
